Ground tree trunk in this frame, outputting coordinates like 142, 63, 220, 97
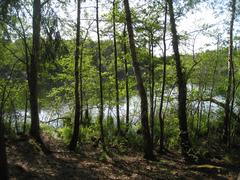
123, 0, 154, 160
96, 0, 105, 148
29, 0, 43, 145
123, 25, 130, 132
167, 0, 191, 158
113, 0, 121, 134
12, 101, 19, 134
80, 33, 83, 127
159, 1, 167, 153
23, 89, 28, 134
223, 0, 236, 146
0, 110, 9, 180
69, 0, 81, 151
149, 33, 155, 145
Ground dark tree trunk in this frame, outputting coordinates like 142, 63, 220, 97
228, 0, 236, 148
159, 1, 167, 153
149, 33, 155, 145
113, 0, 121, 134
23, 89, 28, 134
96, 0, 105, 148
229, 59, 236, 148
85, 102, 90, 125
123, 0, 154, 160
80, 34, 83, 127
0, 111, 9, 180
22, 16, 29, 135
167, 0, 191, 158
29, 0, 46, 150
69, 0, 81, 151
123, 26, 130, 132
223, 0, 236, 146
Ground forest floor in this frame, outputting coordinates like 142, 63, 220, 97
6, 134, 240, 180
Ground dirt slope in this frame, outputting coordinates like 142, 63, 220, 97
6, 136, 240, 180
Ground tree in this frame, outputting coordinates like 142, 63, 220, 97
0, 114, 8, 180
69, 0, 81, 151
96, 0, 105, 148
0, 47, 17, 180
223, 0, 236, 147
29, 0, 42, 141
122, 25, 130, 131
149, 31, 155, 145
0, 77, 10, 180
159, 1, 167, 153
112, 0, 121, 134
167, 0, 191, 158
123, 0, 154, 160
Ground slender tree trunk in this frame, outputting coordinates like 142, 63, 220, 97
12, 101, 19, 134
229, 61, 236, 148
23, 89, 28, 134
159, 1, 167, 152
223, 0, 236, 146
29, 0, 45, 148
85, 102, 90, 125
149, 33, 155, 145
196, 82, 203, 139
113, 0, 121, 134
198, 85, 205, 137
96, 0, 105, 148
80, 36, 84, 127
167, 0, 191, 158
195, 97, 201, 139
0, 108, 9, 180
123, 0, 154, 160
69, 0, 81, 151
123, 26, 130, 132
22, 18, 29, 135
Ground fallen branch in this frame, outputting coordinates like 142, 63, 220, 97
188, 97, 239, 120
40, 117, 71, 124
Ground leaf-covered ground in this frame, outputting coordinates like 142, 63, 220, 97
7, 135, 240, 179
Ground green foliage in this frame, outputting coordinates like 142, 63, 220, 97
79, 123, 99, 143
57, 126, 72, 143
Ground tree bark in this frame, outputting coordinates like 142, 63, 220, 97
69, 0, 81, 151
149, 32, 155, 145
29, 0, 42, 142
122, 25, 130, 132
113, 0, 121, 134
0, 109, 8, 180
167, 0, 191, 158
159, 1, 167, 153
123, 0, 154, 160
96, 0, 105, 148
223, 0, 236, 146
23, 89, 28, 134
